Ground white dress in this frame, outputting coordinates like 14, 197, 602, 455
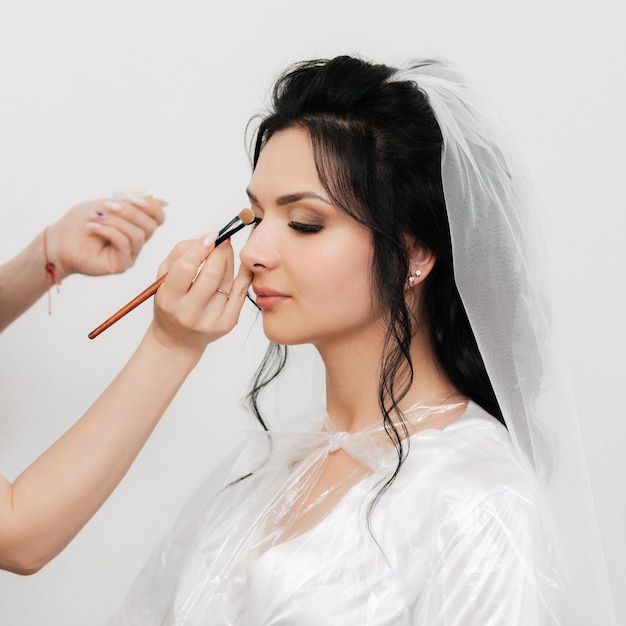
109, 402, 566, 625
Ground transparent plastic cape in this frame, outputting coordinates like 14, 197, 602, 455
108, 402, 568, 625
108, 60, 619, 625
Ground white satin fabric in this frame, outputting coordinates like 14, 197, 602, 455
108, 402, 566, 625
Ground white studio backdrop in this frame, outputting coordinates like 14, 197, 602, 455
0, 1, 624, 624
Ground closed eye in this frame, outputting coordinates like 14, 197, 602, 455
288, 222, 322, 234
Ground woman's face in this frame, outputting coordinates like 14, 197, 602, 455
240, 127, 382, 350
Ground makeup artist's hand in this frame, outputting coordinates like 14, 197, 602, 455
45, 193, 167, 280
0, 191, 167, 333
150, 235, 253, 354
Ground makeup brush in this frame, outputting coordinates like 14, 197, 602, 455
88, 208, 257, 339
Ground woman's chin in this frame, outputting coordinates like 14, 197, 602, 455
261, 324, 310, 347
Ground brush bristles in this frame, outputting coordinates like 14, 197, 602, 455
238, 207, 255, 225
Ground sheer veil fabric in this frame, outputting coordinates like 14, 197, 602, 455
396, 61, 618, 624
108, 60, 619, 625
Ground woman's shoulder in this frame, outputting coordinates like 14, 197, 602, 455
374, 403, 546, 554
395, 401, 537, 506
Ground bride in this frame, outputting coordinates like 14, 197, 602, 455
108, 55, 616, 625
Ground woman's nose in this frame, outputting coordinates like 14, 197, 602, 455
239, 220, 277, 271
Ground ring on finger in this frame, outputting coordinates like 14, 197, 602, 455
217, 288, 230, 300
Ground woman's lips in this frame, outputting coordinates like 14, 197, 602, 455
253, 287, 289, 309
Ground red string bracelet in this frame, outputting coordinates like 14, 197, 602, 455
43, 226, 60, 314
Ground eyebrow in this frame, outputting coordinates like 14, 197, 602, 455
246, 188, 332, 206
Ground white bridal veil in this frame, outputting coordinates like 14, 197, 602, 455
396, 61, 619, 625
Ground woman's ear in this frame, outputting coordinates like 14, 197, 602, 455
404, 235, 436, 289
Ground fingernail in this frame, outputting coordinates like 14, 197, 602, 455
129, 196, 150, 208
86, 222, 103, 230
104, 200, 124, 211
91, 211, 107, 220
155, 197, 169, 207
201, 230, 218, 247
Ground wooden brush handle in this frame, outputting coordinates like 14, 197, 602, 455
88, 273, 167, 339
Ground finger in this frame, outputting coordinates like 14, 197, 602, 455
216, 241, 235, 293
156, 239, 195, 277
111, 191, 167, 226
99, 203, 159, 250
161, 238, 215, 298
87, 215, 145, 260
185, 241, 233, 306
125, 196, 167, 227
93, 209, 155, 258
85, 222, 134, 270
221, 263, 254, 326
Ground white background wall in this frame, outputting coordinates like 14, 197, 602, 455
0, 1, 624, 623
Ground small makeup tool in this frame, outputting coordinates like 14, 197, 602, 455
88, 208, 257, 339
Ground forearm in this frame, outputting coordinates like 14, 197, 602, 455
0, 232, 52, 332
0, 328, 203, 574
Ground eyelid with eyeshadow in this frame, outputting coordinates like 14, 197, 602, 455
247, 197, 327, 232
288, 221, 323, 233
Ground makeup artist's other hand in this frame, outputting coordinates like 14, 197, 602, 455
45, 193, 167, 280
150, 236, 253, 354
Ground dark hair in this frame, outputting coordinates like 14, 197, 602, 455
246, 56, 503, 500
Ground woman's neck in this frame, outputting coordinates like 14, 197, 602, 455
318, 326, 460, 434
